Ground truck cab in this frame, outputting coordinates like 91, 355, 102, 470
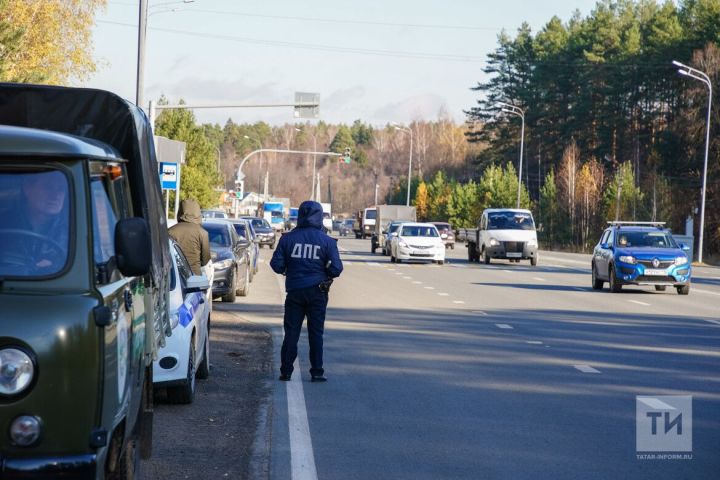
0, 84, 171, 479
466, 209, 538, 266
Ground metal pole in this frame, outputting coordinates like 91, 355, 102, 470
136, 0, 148, 108
311, 135, 317, 200
517, 114, 525, 209
698, 79, 712, 264
406, 128, 413, 207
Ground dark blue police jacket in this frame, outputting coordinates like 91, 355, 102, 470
270, 201, 343, 292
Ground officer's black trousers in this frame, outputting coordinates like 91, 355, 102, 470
280, 285, 328, 377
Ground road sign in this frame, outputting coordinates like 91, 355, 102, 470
160, 162, 178, 190
294, 92, 320, 119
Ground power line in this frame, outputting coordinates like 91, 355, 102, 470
98, 20, 487, 63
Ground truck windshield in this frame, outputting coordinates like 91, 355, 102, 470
0, 169, 71, 278
488, 212, 535, 231
365, 209, 377, 220
401, 226, 438, 237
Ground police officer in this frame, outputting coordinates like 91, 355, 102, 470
270, 200, 343, 382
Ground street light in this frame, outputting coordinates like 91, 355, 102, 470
498, 102, 525, 209
136, 0, 195, 108
392, 123, 413, 206
673, 60, 713, 264
241, 135, 263, 199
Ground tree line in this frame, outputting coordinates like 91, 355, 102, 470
465, 0, 719, 255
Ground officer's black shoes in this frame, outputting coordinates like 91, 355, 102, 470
311, 375, 327, 383
278, 374, 292, 381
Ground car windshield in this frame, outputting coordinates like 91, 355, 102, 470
365, 209, 377, 220
488, 212, 535, 230
401, 225, 438, 237
616, 231, 678, 249
323, 212, 331, 219
389, 223, 402, 233
0, 169, 71, 278
203, 224, 232, 247
248, 218, 270, 229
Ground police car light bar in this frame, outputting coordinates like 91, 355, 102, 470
607, 221, 666, 228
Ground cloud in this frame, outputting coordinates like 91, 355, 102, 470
323, 86, 366, 110
371, 94, 453, 125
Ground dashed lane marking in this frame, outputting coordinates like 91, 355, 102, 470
495, 324, 513, 329
402, 276, 412, 280
424, 287, 435, 290
412, 281, 422, 284
502, 270, 513, 273
526, 340, 543, 345
438, 292, 450, 296
533, 277, 547, 282
628, 300, 651, 307
453, 300, 465, 304
573, 364, 601, 374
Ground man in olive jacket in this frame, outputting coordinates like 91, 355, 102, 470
169, 199, 211, 276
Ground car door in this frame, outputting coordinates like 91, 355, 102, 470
172, 242, 208, 361
596, 229, 613, 278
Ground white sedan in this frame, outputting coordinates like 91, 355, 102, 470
390, 222, 446, 265
153, 240, 212, 404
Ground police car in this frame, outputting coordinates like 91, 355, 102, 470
591, 222, 692, 295
154, 240, 212, 403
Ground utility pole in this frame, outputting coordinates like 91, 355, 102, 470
135, 0, 148, 108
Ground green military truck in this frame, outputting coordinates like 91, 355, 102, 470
0, 84, 172, 478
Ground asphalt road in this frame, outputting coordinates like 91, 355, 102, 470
147, 238, 720, 479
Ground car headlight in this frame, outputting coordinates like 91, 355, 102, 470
0, 348, 34, 396
527, 238, 538, 247
675, 256, 688, 266
489, 238, 500, 247
399, 240, 408, 248
364, 225, 370, 230
619, 255, 636, 264
213, 258, 233, 270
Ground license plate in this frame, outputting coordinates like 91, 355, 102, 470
441, 234, 447, 239
506, 252, 522, 258
644, 268, 667, 276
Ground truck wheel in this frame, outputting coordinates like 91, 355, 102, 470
655, 285, 666, 292
109, 437, 141, 480
530, 256, 537, 266
676, 284, 690, 295
467, 247, 474, 262
168, 344, 196, 404
483, 248, 491, 265
196, 332, 210, 380
609, 265, 622, 293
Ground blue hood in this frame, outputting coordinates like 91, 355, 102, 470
297, 201, 324, 229
615, 247, 682, 260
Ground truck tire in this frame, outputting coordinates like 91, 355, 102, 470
139, 367, 153, 460
483, 248, 491, 265
676, 284, 690, 295
530, 256, 537, 266
108, 438, 141, 480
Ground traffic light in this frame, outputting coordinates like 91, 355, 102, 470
343, 147, 352, 164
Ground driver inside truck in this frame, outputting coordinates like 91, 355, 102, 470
0, 169, 69, 274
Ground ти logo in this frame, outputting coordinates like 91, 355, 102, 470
636, 396, 692, 452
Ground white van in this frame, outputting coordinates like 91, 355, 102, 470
476, 208, 538, 265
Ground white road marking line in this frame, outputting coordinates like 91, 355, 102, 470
287, 359, 319, 480
495, 324, 513, 329
502, 269, 513, 273
629, 300, 651, 306
694, 288, 720, 296
526, 340, 543, 345
424, 287, 435, 290
471, 310, 487, 316
366, 262, 381, 267
637, 397, 676, 410
438, 292, 450, 296
453, 300, 465, 304
395, 272, 403, 275
402, 276, 412, 280
533, 277, 547, 282
387, 268, 395, 271
412, 281, 422, 284
451, 264, 467, 268
573, 364, 601, 374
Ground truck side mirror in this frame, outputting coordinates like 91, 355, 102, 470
115, 217, 152, 277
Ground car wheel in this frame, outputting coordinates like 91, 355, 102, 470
167, 343, 196, 404
196, 331, 210, 379
591, 263, 604, 290
609, 265, 622, 293
237, 266, 250, 297
450, 244, 455, 250
396, 257, 402, 264
390, 254, 395, 263
269, 242, 275, 250
483, 248, 491, 265
655, 285, 667, 292
438, 260, 445, 265
222, 272, 237, 303
676, 284, 690, 295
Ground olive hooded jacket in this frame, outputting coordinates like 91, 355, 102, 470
169, 199, 210, 275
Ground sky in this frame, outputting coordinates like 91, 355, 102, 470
88, 0, 601, 127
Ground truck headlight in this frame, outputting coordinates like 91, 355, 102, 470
674, 256, 688, 266
0, 348, 35, 396
619, 255, 636, 264
10, 415, 41, 447
527, 238, 538, 247
213, 258, 233, 271
489, 238, 500, 247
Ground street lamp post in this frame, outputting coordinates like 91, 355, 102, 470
393, 124, 413, 206
498, 102, 526, 209
673, 60, 713, 264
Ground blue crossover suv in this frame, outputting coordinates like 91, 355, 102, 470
591, 222, 692, 295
